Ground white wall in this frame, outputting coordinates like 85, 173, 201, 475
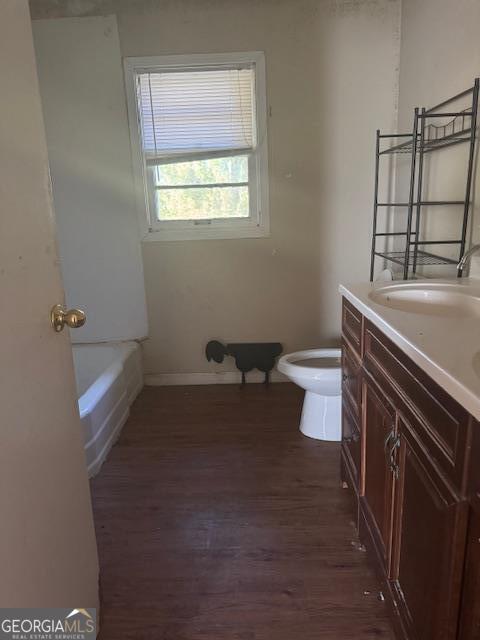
32, 15, 148, 342
31, 0, 401, 375
124, 0, 401, 376
395, 0, 480, 278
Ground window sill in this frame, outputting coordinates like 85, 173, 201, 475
141, 222, 270, 242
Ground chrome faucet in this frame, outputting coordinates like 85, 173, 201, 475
457, 244, 480, 275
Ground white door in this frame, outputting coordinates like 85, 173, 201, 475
0, 1, 99, 608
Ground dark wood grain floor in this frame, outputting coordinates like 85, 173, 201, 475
91, 383, 394, 639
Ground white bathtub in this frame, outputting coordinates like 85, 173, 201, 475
72, 342, 143, 477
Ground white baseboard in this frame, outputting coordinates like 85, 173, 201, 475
144, 370, 288, 386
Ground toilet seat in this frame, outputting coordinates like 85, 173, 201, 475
278, 348, 341, 376
278, 349, 342, 396
277, 348, 342, 441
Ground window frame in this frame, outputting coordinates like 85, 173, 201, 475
124, 51, 269, 241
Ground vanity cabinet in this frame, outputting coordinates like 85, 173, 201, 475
341, 296, 478, 640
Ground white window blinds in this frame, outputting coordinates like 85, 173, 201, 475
136, 67, 257, 164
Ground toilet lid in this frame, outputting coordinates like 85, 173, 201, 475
293, 357, 341, 368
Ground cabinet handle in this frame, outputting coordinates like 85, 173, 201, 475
384, 429, 395, 464
389, 435, 401, 479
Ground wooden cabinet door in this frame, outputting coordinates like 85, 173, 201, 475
362, 374, 396, 572
391, 417, 468, 640
458, 495, 480, 640
341, 339, 362, 494
342, 338, 361, 419
342, 400, 361, 487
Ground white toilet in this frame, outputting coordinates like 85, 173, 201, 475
277, 349, 342, 441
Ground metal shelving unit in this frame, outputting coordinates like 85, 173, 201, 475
370, 79, 479, 281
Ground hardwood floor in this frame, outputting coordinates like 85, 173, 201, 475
91, 383, 394, 639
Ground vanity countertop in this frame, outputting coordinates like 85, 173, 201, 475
339, 279, 480, 421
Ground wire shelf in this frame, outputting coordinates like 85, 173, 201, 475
380, 108, 474, 154
380, 130, 472, 155
375, 251, 458, 267
370, 79, 479, 281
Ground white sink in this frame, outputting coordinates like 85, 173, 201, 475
369, 282, 480, 317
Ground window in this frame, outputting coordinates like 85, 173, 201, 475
124, 52, 269, 241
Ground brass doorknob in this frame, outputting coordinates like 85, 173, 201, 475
50, 304, 86, 332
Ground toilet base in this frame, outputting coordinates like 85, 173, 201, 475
299, 391, 341, 441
